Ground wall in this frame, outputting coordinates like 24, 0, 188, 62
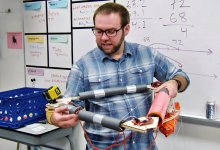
0, 0, 25, 92
0, 0, 25, 149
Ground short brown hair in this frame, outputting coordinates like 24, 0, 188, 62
93, 2, 130, 27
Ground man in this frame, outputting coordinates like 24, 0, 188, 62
50, 2, 190, 150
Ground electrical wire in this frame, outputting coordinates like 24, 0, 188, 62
79, 120, 139, 150
147, 128, 159, 150
121, 92, 153, 121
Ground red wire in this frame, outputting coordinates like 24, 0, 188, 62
114, 132, 121, 143
80, 121, 158, 150
147, 129, 158, 150
79, 121, 98, 150
105, 131, 126, 150
79, 121, 137, 150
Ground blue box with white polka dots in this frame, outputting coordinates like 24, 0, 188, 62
0, 87, 47, 128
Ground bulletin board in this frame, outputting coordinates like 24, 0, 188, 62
26, 67, 69, 93
24, 34, 48, 66
23, 0, 220, 118
48, 34, 72, 68
23, 0, 113, 95
47, 0, 71, 33
23, 1, 47, 33
72, 1, 111, 28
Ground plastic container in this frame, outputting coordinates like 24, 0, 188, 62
0, 87, 47, 128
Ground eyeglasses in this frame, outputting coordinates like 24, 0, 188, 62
92, 26, 123, 37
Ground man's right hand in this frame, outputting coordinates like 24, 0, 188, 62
50, 106, 79, 128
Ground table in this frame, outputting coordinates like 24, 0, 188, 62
180, 114, 220, 128
0, 123, 74, 150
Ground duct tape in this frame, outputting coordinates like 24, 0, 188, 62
94, 89, 105, 98
127, 85, 137, 93
93, 114, 104, 124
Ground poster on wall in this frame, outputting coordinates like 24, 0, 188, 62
23, 1, 47, 33
72, 0, 113, 27
26, 67, 70, 93
48, 34, 72, 68
24, 35, 48, 66
7, 32, 23, 49
47, 0, 71, 33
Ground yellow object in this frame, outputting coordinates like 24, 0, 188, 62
45, 107, 54, 124
45, 85, 62, 101
27, 35, 44, 43
45, 97, 72, 124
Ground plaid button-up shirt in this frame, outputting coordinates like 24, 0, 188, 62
64, 41, 189, 150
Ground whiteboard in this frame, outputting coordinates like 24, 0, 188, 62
115, 0, 220, 117
72, 0, 113, 27
72, 29, 96, 63
23, 1, 46, 33
22, 0, 220, 117
26, 67, 70, 94
47, 0, 71, 33
48, 34, 72, 68
24, 35, 48, 66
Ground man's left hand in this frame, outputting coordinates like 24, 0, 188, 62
154, 80, 178, 98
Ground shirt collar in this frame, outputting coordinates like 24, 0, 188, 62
96, 41, 133, 62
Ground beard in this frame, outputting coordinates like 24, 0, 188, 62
97, 32, 125, 56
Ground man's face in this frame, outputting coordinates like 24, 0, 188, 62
94, 13, 129, 58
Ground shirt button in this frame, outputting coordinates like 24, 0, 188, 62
130, 108, 133, 111
120, 79, 123, 82
133, 141, 135, 144
139, 70, 142, 73
99, 78, 101, 81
